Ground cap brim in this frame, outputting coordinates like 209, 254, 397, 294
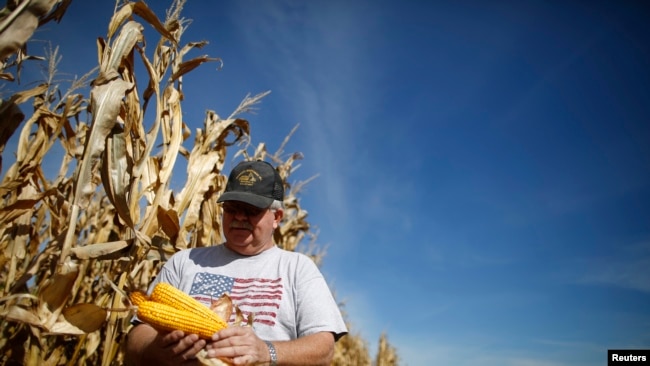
217, 191, 273, 208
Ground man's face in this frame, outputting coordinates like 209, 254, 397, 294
221, 200, 283, 255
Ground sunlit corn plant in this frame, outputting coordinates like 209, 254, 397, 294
0, 1, 398, 365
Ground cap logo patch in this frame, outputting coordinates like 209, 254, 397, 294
235, 169, 262, 186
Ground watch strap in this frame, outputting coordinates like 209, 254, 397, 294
265, 340, 277, 366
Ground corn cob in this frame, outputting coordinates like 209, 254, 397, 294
150, 282, 228, 330
129, 290, 149, 306
137, 300, 224, 339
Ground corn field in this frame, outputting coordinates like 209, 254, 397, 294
0, 1, 398, 365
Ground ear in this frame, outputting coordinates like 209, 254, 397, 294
272, 208, 283, 229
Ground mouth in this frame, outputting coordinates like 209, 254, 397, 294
230, 222, 253, 231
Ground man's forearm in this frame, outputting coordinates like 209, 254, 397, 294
272, 332, 335, 366
125, 323, 158, 366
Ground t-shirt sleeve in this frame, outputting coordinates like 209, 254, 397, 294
294, 258, 348, 340
130, 251, 185, 325
146, 250, 186, 293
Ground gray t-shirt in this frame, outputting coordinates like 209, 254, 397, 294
148, 244, 347, 341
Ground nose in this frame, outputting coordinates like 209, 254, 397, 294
232, 210, 249, 219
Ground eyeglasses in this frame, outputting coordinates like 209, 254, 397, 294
221, 202, 267, 217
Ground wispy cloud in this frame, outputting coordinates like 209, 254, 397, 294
223, 3, 398, 267
227, 2, 376, 226
393, 332, 601, 366
570, 240, 650, 293
503, 358, 572, 366
578, 257, 650, 293
533, 338, 603, 353
393, 336, 538, 366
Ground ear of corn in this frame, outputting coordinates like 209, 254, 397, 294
136, 300, 225, 339
129, 291, 149, 306
150, 282, 228, 330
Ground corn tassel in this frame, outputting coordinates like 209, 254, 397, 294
137, 300, 225, 339
150, 282, 228, 329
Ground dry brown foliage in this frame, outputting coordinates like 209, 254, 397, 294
0, 1, 399, 365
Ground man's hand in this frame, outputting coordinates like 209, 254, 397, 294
204, 326, 269, 365
200, 327, 336, 365
126, 324, 207, 365
157, 330, 207, 365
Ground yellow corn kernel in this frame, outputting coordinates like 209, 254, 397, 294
129, 290, 149, 306
150, 282, 228, 329
137, 300, 224, 339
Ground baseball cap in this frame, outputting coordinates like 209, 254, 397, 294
217, 160, 284, 208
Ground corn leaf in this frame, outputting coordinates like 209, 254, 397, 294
0, 0, 59, 59
70, 240, 133, 260
108, 1, 175, 45
101, 127, 134, 227
60, 303, 107, 333
38, 263, 78, 313
1, 305, 43, 327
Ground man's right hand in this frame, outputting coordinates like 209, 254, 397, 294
126, 324, 207, 365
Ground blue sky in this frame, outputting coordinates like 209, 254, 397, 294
15, 1, 650, 365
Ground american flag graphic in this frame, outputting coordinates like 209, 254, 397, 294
188, 272, 283, 327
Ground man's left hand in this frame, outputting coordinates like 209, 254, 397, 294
205, 326, 270, 365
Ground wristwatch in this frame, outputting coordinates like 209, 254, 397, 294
265, 340, 277, 366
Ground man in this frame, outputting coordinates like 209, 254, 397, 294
126, 160, 347, 365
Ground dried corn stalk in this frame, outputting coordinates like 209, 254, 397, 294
0, 0, 398, 365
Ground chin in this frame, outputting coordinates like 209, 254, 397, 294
226, 235, 254, 247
